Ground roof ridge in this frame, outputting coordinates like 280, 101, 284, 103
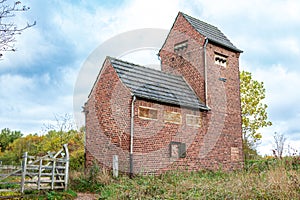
180, 12, 219, 31
108, 56, 185, 79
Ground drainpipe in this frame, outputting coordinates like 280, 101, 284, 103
129, 95, 136, 178
203, 37, 209, 108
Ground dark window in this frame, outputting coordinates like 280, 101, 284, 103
214, 53, 227, 67
170, 141, 186, 158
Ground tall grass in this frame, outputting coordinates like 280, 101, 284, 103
70, 157, 300, 199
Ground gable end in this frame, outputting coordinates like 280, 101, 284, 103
180, 12, 243, 53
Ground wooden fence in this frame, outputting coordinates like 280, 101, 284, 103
0, 144, 69, 194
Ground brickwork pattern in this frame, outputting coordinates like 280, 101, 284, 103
159, 13, 243, 171
85, 59, 132, 172
85, 12, 244, 174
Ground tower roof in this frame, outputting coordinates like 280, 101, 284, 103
181, 12, 243, 53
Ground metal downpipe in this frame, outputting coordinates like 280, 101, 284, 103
204, 38, 209, 107
129, 95, 136, 178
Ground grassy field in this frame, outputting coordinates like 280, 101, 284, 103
70, 157, 300, 199
1, 157, 299, 199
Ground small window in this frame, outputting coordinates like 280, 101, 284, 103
174, 40, 188, 52
138, 106, 158, 120
170, 142, 186, 158
186, 114, 201, 127
164, 111, 181, 124
214, 53, 227, 67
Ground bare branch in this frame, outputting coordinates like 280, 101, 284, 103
43, 113, 77, 133
273, 132, 286, 159
0, 0, 35, 58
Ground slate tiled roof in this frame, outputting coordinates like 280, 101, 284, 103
109, 57, 208, 110
181, 12, 243, 53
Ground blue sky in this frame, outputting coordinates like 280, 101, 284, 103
1, 0, 300, 155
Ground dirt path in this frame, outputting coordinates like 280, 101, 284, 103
75, 193, 100, 200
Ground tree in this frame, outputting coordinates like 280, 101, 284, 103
272, 132, 286, 158
0, 128, 22, 152
41, 128, 85, 170
4, 133, 43, 162
240, 71, 272, 157
42, 114, 85, 169
0, 0, 36, 58
1, 128, 84, 169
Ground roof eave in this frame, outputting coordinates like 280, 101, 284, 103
134, 94, 210, 111
208, 38, 243, 53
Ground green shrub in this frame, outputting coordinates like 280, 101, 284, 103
69, 149, 84, 171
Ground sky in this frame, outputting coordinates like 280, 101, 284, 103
1, 0, 300, 156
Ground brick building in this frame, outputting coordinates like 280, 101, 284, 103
84, 12, 244, 175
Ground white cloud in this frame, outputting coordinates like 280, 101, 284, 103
257, 122, 300, 156
1, 19, 57, 70
252, 65, 300, 155
0, 69, 76, 134
254, 65, 300, 118
118, 0, 180, 29
49, 0, 183, 58
198, 0, 300, 24
0, 74, 34, 99
277, 37, 300, 56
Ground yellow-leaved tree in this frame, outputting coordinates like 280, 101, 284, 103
240, 70, 272, 159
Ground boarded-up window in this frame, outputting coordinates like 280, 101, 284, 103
138, 106, 158, 120
170, 142, 186, 158
164, 111, 181, 124
231, 147, 239, 161
186, 114, 201, 127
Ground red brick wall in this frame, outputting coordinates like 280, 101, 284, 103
85, 13, 244, 174
132, 99, 205, 173
85, 59, 132, 172
159, 13, 206, 102
159, 13, 244, 171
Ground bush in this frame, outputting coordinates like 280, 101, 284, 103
69, 162, 109, 193
69, 149, 85, 171
245, 157, 278, 172
284, 156, 300, 170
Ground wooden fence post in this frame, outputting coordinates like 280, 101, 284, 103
63, 144, 69, 191
37, 159, 42, 190
21, 152, 28, 193
51, 160, 56, 190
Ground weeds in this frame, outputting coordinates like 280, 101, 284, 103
69, 161, 112, 193
69, 157, 300, 199
2, 157, 297, 199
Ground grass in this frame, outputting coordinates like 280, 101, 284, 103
1, 157, 299, 199
0, 175, 77, 199
0, 189, 77, 200
70, 157, 300, 199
